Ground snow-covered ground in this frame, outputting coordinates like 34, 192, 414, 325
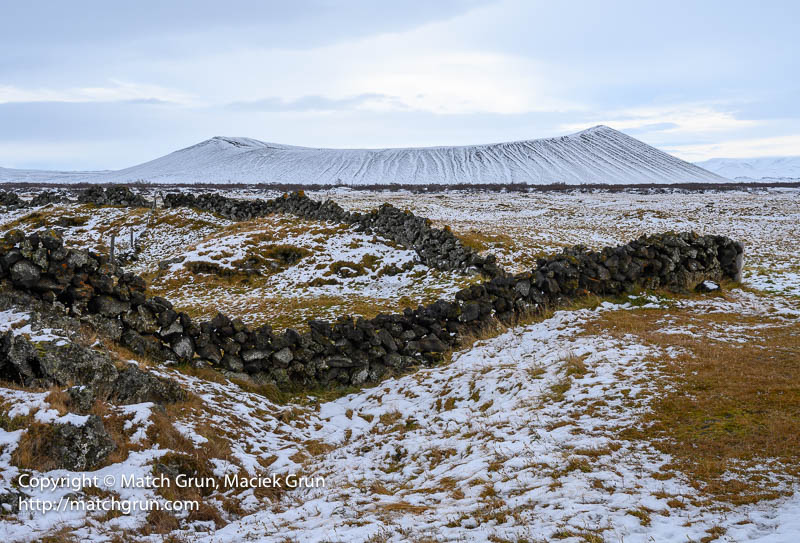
197, 291, 800, 543
0, 126, 725, 185
316, 188, 800, 298
0, 188, 798, 541
1, 290, 797, 542
0, 308, 70, 346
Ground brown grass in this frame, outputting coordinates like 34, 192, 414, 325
152, 452, 219, 502
44, 387, 72, 415
304, 439, 335, 456
90, 399, 138, 465
11, 422, 58, 470
581, 298, 800, 504
145, 407, 196, 452
139, 508, 181, 536
2, 207, 90, 231
39, 527, 82, 543
453, 229, 515, 253
377, 501, 428, 514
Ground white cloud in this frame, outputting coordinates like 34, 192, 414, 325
560, 104, 760, 135
136, 9, 579, 116
344, 51, 576, 115
0, 81, 195, 105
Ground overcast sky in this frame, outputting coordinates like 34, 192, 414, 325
1, 0, 798, 170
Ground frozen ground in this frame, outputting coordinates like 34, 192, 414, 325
193, 291, 800, 543
0, 188, 798, 542
1, 290, 797, 542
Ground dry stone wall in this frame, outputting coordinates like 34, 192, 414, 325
0, 219, 743, 390
161, 191, 503, 277
1, 187, 502, 276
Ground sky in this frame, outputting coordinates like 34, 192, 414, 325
1, 0, 798, 170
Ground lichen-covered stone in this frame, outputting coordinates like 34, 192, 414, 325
49, 415, 116, 471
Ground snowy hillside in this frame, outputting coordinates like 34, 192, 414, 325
695, 156, 800, 180
0, 126, 726, 185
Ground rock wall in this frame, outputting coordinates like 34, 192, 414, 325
78, 186, 149, 207
9, 187, 501, 276
0, 226, 743, 390
0, 191, 23, 208
161, 191, 503, 277
0, 288, 186, 406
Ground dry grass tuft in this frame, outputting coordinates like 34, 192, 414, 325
139, 508, 181, 536
377, 501, 428, 514
10, 422, 58, 470
44, 387, 72, 415
583, 300, 800, 504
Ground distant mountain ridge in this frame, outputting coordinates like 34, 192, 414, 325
695, 156, 800, 181
0, 126, 727, 185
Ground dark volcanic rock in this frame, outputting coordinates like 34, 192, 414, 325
111, 365, 187, 404
0, 191, 23, 208
48, 415, 116, 470
0, 330, 186, 405
90, 294, 130, 317
10, 260, 40, 288
0, 215, 744, 392
121, 329, 168, 360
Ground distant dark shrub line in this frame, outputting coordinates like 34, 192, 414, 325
1, 180, 799, 193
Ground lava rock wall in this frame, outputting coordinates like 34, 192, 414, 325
0, 223, 743, 390
161, 191, 503, 277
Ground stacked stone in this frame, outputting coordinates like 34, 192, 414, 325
532, 231, 744, 299
350, 204, 502, 276
0, 191, 23, 208
77, 186, 149, 207
29, 190, 65, 206
162, 191, 502, 277
0, 228, 742, 390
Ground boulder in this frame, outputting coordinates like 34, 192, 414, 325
48, 415, 116, 471
67, 386, 96, 412
195, 340, 222, 364
419, 335, 448, 353
122, 305, 159, 334
0, 332, 40, 385
121, 329, 167, 360
111, 365, 186, 404
460, 301, 480, 322
0, 332, 120, 391
221, 354, 244, 372
170, 335, 195, 362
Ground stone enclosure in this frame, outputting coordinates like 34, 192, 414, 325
0, 188, 744, 389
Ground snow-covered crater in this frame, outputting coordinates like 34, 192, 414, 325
0, 126, 725, 185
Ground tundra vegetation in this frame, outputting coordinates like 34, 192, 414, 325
0, 185, 797, 542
